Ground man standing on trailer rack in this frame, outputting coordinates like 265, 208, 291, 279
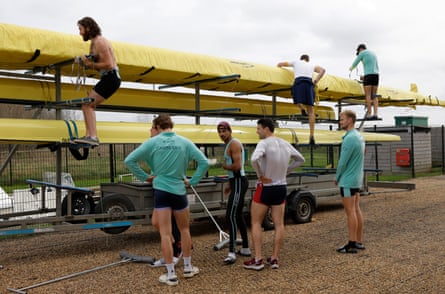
244, 118, 305, 270
334, 110, 365, 254
74, 16, 121, 146
125, 114, 209, 286
277, 54, 325, 145
217, 121, 251, 265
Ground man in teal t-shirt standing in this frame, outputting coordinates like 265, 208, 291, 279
335, 110, 365, 254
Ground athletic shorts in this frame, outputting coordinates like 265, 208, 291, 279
93, 69, 121, 99
363, 74, 379, 87
153, 189, 189, 211
340, 187, 361, 198
291, 77, 315, 106
252, 183, 287, 206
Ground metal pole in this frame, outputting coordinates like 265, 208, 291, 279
55, 67, 63, 216
195, 83, 200, 125
109, 144, 115, 182
373, 125, 380, 181
7, 258, 132, 294
410, 124, 415, 178
272, 94, 277, 117
442, 125, 445, 174
189, 183, 230, 250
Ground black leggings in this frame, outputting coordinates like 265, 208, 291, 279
226, 176, 249, 252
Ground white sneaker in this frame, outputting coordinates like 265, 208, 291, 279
175, 252, 183, 264
183, 266, 199, 278
150, 256, 180, 268
159, 273, 178, 286
237, 248, 252, 257
150, 258, 164, 268
224, 253, 236, 264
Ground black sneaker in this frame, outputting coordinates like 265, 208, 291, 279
354, 242, 366, 250
336, 245, 358, 254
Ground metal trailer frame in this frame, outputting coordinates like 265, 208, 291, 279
0, 172, 340, 239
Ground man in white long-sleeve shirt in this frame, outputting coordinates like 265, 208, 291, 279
243, 118, 305, 271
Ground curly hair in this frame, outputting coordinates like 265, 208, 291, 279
78, 17, 102, 40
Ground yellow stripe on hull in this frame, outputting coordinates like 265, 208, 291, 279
0, 118, 400, 145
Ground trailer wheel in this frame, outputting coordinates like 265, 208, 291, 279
286, 190, 315, 224
95, 194, 135, 234
61, 192, 94, 223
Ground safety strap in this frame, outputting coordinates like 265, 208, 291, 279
71, 58, 87, 91
69, 146, 90, 161
63, 120, 90, 160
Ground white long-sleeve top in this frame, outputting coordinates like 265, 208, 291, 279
251, 136, 305, 186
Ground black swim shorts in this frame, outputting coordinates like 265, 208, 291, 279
93, 69, 121, 99
363, 74, 379, 87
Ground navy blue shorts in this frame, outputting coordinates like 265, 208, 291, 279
363, 74, 379, 87
93, 70, 121, 99
153, 189, 189, 211
340, 187, 361, 198
291, 77, 314, 106
252, 183, 287, 206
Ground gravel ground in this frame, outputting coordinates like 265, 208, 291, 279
1, 175, 444, 293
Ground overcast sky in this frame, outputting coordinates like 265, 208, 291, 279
1, 0, 444, 126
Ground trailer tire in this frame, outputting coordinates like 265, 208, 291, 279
61, 192, 94, 223
95, 194, 135, 234
286, 190, 315, 224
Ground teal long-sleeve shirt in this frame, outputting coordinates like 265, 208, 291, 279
336, 129, 365, 188
350, 49, 379, 75
124, 132, 209, 195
